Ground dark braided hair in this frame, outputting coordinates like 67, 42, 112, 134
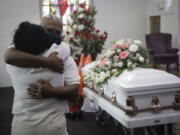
13, 21, 61, 55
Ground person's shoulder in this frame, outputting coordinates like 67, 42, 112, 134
59, 42, 71, 52
65, 56, 75, 64
6, 64, 32, 75
64, 56, 77, 68
59, 41, 71, 46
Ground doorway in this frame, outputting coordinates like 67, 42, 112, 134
150, 16, 161, 33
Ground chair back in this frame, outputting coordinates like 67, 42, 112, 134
146, 33, 172, 54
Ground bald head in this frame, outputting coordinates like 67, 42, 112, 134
40, 15, 62, 32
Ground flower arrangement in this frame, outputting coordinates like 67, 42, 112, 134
84, 39, 150, 88
63, 3, 108, 60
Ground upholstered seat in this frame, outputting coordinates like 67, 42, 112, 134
145, 33, 179, 71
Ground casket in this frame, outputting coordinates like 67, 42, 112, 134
83, 66, 180, 128
102, 68, 180, 114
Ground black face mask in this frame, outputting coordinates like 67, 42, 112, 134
46, 28, 62, 45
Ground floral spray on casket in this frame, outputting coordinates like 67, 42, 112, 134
84, 39, 150, 88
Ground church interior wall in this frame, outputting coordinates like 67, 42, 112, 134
0, 0, 179, 87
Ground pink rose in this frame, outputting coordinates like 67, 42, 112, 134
113, 44, 118, 48
119, 50, 129, 59
98, 58, 111, 67
99, 59, 107, 66
121, 43, 129, 48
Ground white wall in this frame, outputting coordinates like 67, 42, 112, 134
147, 0, 178, 48
0, 0, 41, 87
0, 0, 178, 87
178, 0, 180, 46
94, 0, 148, 48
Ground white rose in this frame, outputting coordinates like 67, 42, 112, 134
88, 16, 93, 20
84, 75, 88, 80
129, 44, 138, 52
117, 49, 121, 53
78, 13, 85, 19
132, 63, 137, 69
91, 75, 95, 80
88, 82, 93, 87
97, 31, 103, 36
67, 19, 73, 25
118, 62, 123, 67
95, 78, 99, 84
78, 7, 84, 12
78, 25, 85, 31
134, 40, 142, 45
139, 57, 144, 62
100, 71, 105, 76
106, 61, 111, 65
72, 24, 78, 30
112, 69, 117, 73
99, 76, 104, 83
106, 50, 113, 57
114, 55, 119, 62
136, 53, 140, 58
116, 40, 124, 45
127, 61, 132, 67
63, 26, 67, 31
106, 71, 111, 77
113, 63, 118, 67
66, 34, 73, 39
65, 26, 73, 33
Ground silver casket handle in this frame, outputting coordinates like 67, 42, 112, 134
173, 92, 180, 109
111, 92, 116, 103
98, 87, 104, 96
150, 96, 162, 112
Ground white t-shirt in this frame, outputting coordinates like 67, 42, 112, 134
6, 42, 80, 128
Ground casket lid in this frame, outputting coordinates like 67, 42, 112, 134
108, 68, 180, 92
